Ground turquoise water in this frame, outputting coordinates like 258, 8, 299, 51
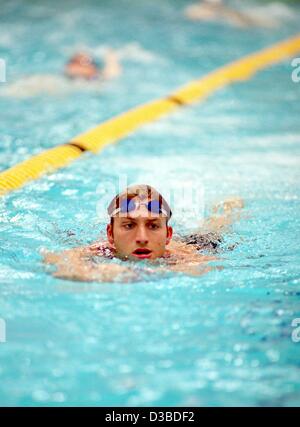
1, 0, 300, 406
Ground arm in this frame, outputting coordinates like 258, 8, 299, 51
41, 241, 133, 283
202, 197, 245, 234
42, 239, 219, 282
168, 263, 215, 276
101, 49, 122, 80
52, 261, 138, 283
42, 240, 111, 264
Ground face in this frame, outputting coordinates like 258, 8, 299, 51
106, 202, 173, 261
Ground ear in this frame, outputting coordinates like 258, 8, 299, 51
106, 224, 114, 245
166, 225, 173, 245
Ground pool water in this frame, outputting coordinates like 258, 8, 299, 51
0, 0, 300, 406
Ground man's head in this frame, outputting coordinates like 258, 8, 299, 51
106, 184, 173, 261
65, 52, 99, 80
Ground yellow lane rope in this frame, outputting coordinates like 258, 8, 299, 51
1, 34, 300, 195
0, 145, 82, 193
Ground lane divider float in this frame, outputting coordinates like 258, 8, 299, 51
1, 34, 300, 196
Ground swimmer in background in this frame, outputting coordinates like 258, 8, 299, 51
64, 49, 122, 80
43, 184, 244, 283
1, 48, 122, 98
184, 0, 278, 29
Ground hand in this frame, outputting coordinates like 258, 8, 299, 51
213, 197, 244, 214
169, 263, 214, 277
41, 249, 60, 265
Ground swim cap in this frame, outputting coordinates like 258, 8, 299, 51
107, 184, 172, 219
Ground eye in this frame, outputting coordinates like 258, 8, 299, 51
148, 223, 160, 230
123, 223, 135, 230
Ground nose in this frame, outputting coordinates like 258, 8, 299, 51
135, 225, 149, 245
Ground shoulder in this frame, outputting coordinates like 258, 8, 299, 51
88, 241, 115, 258
179, 232, 222, 251
168, 239, 198, 254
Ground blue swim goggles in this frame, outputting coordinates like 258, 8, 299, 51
110, 198, 169, 217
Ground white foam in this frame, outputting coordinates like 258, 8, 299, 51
0, 74, 104, 98
115, 43, 163, 63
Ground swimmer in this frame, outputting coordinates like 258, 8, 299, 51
42, 184, 244, 282
64, 49, 122, 80
184, 0, 278, 29
1, 49, 122, 98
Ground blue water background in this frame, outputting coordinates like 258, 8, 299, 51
0, 0, 300, 406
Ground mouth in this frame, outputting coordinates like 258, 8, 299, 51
132, 248, 152, 259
